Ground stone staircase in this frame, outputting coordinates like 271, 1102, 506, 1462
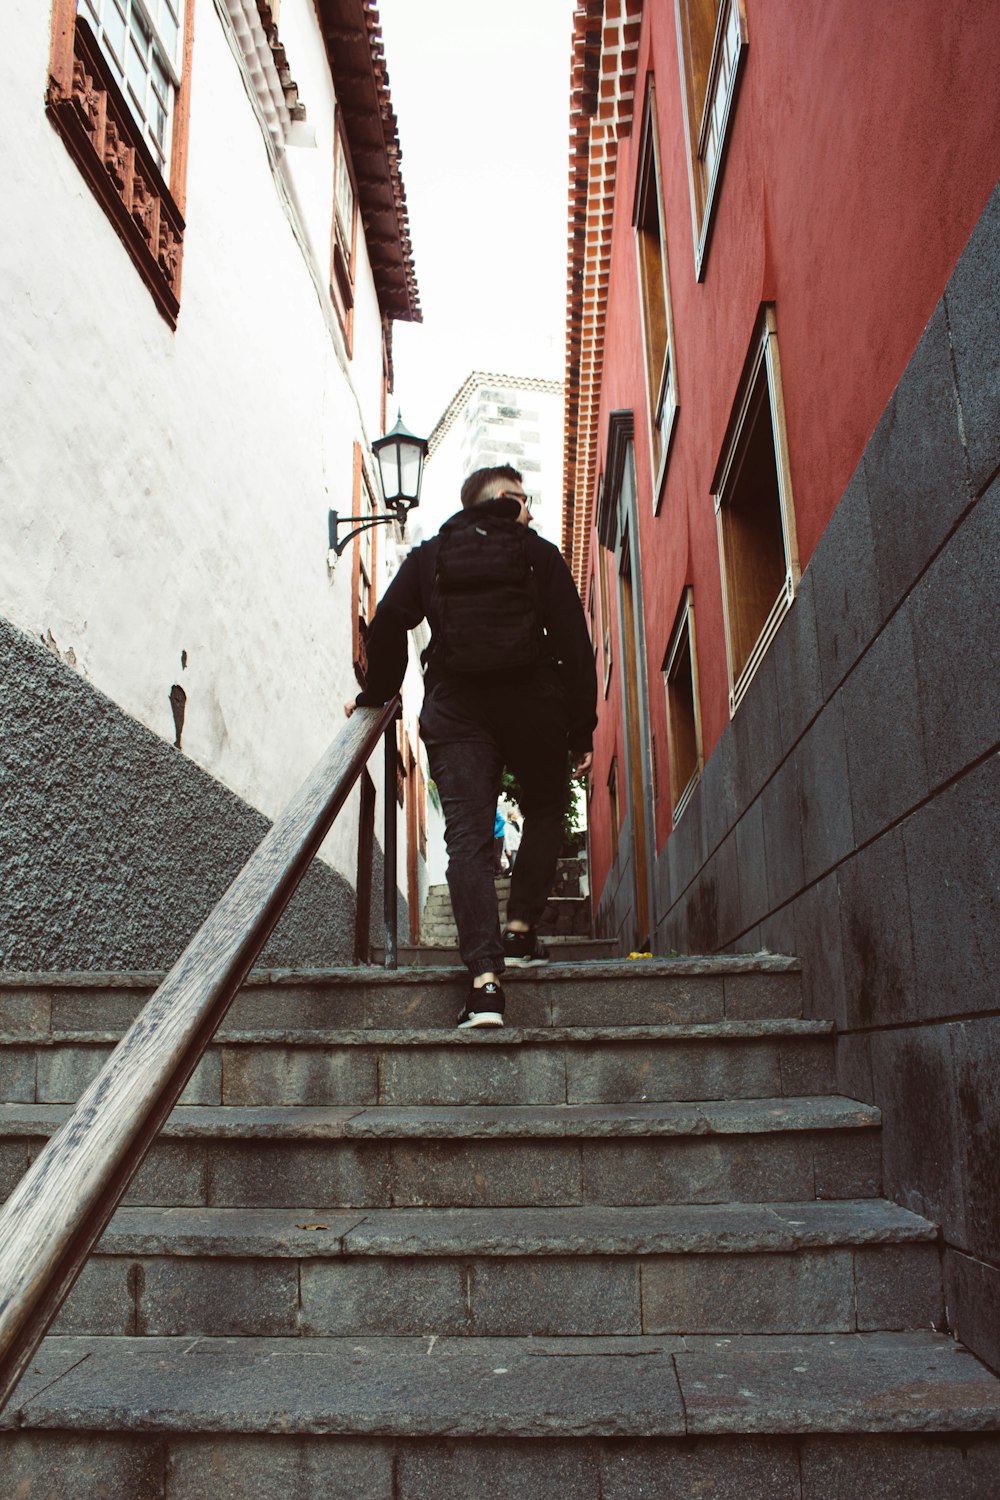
421, 875, 592, 946
2, 956, 1000, 1497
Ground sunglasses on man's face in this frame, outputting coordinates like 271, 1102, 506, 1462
497, 491, 533, 511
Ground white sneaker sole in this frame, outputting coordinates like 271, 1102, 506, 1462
503, 955, 549, 968
457, 1011, 504, 1029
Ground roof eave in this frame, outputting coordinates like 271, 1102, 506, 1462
317, 0, 421, 323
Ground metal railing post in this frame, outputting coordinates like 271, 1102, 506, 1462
353, 769, 376, 965
0, 696, 401, 1412
383, 717, 398, 969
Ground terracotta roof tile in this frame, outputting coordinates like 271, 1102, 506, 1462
562, 1, 643, 589
316, 0, 420, 322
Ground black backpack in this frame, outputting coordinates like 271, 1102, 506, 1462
430, 508, 545, 674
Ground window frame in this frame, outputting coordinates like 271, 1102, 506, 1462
330, 110, 359, 356
673, 0, 748, 279
588, 573, 599, 669
598, 544, 614, 697
633, 77, 679, 511
594, 473, 616, 697
607, 756, 621, 864
662, 586, 704, 822
78, 0, 184, 179
46, 0, 193, 325
712, 305, 800, 716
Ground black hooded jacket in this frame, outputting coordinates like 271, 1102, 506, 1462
354, 498, 598, 752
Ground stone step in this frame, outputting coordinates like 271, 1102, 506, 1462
0, 1020, 837, 1108
0, 955, 804, 1036
0, 1097, 882, 1209
53, 1200, 942, 1340
372, 936, 617, 964
422, 883, 592, 940
4, 1332, 999, 1500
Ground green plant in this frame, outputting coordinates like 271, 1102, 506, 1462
501, 762, 588, 850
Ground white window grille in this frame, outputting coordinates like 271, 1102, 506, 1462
713, 308, 800, 716
662, 588, 703, 822
698, 0, 743, 184
78, 0, 184, 178
675, 0, 748, 276
634, 79, 679, 508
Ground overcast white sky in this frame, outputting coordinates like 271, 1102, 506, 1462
375, 0, 576, 439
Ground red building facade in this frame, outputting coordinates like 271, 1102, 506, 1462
565, 0, 1000, 1369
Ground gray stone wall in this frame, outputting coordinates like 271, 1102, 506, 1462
649, 182, 999, 1372
595, 820, 637, 950
0, 618, 387, 970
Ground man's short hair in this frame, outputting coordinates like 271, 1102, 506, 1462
460, 464, 523, 510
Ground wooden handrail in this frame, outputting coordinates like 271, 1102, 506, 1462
0, 697, 401, 1411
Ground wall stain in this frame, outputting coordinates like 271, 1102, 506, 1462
169, 684, 187, 749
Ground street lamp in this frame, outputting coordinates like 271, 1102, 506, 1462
328, 413, 429, 558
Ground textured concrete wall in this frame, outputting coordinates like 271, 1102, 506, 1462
643, 184, 1000, 1372
0, 617, 403, 970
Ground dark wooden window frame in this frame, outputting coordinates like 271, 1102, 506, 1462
46, 0, 195, 327
595, 475, 616, 698
587, 574, 599, 669
673, 0, 748, 279
712, 305, 800, 716
662, 585, 704, 822
330, 107, 359, 357
633, 75, 679, 511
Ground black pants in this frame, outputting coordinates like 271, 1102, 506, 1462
421, 669, 569, 977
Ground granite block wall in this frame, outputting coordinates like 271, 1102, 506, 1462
0, 618, 402, 970
647, 182, 1000, 1370
594, 820, 637, 950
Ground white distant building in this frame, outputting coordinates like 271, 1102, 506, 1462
411, 372, 565, 546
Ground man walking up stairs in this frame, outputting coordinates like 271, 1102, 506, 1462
2, 949, 999, 1496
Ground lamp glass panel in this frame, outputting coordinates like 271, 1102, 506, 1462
378, 444, 402, 502
398, 442, 423, 502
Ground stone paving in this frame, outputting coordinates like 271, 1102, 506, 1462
1, 959, 999, 1496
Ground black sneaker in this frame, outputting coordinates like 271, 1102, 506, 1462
502, 928, 549, 967
457, 981, 505, 1029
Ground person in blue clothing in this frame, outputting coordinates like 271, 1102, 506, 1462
493, 805, 506, 876
345, 464, 596, 1030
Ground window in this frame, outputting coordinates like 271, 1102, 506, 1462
634, 79, 678, 506
598, 545, 614, 695
588, 575, 599, 668
713, 306, 799, 715
79, 0, 183, 178
46, 0, 192, 323
662, 588, 704, 821
608, 757, 620, 864
675, 0, 748, 275
330, 114, 358, 354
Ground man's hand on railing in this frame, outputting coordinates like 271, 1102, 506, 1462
344, 700, 356, 718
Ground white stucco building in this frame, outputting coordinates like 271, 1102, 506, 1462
0, 0, 427, 964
